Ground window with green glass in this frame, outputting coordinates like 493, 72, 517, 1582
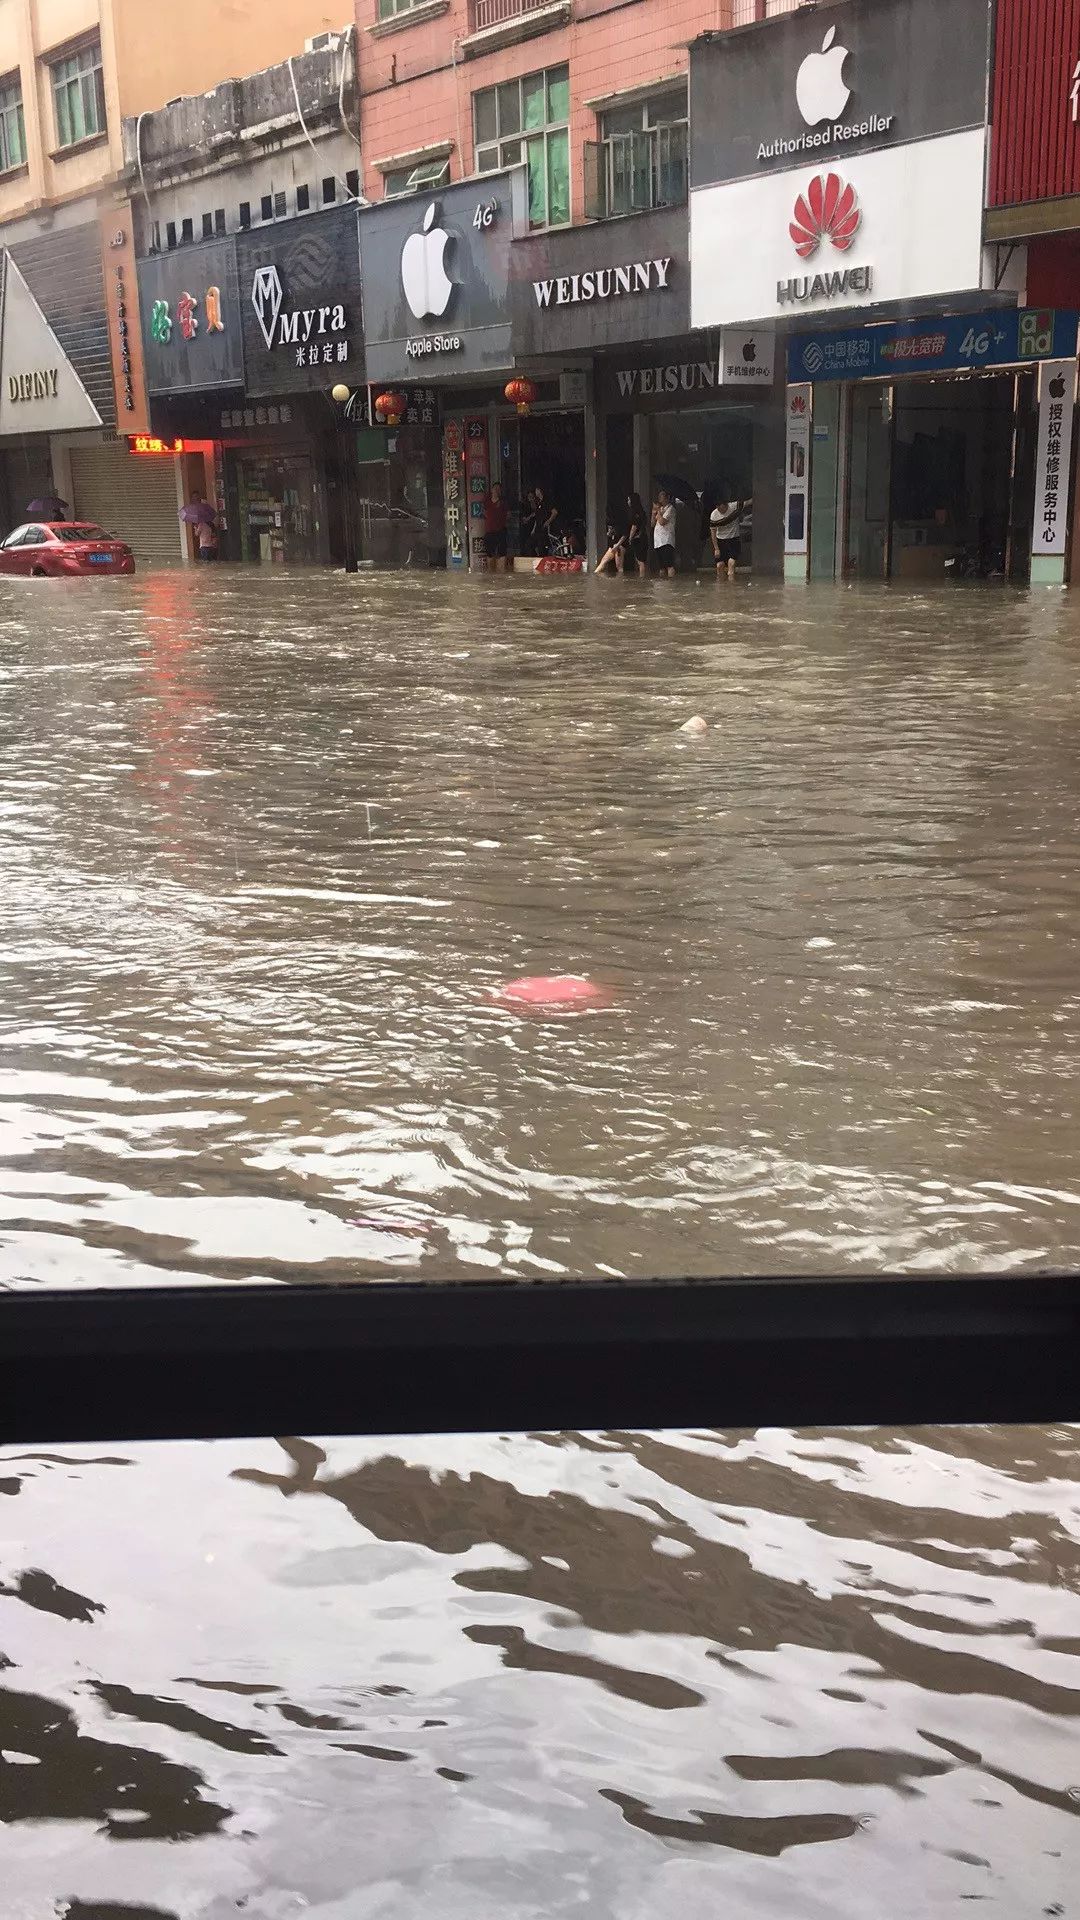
0, 75, 26, 172
50, 40, 106, 149
473, 64, 569, 228
378, 0, 431, 15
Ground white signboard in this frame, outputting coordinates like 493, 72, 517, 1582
0, 255, 101, 437
784, 385, 812, 559
1033, 359, 1076, 560
690, 127, 986, 328
719, 327, 775, 387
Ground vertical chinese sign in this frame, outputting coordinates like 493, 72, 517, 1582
465, 417, 490, 569
443, 418, 465, 570
1033, 358, 1076, 562
99, 210, 152, 435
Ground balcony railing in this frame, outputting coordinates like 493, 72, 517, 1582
584, 122, 688, 222
470, 0, 554, 31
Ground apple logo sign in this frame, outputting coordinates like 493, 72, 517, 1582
1049, 373, 1066, 399
402, 202, 454, 322
796, 24, 852, 128
742, 339, 757, 363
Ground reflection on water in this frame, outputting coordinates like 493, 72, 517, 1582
1, 572, 1079, 1913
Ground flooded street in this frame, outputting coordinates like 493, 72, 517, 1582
1, 571, 1079, 1915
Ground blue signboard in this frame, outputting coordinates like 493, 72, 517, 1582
788, 310, 1079, 384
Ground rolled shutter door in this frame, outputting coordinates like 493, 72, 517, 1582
68, 441, 183, 563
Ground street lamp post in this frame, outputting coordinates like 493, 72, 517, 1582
331, 382, 359, 575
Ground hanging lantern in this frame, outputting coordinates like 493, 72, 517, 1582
505, 376, 538, 418
375, 389, 408, 427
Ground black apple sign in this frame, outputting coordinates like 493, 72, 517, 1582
1049, 373, 1066, 399
742, 339, 757, 363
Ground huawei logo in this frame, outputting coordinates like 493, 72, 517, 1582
790, 173, 861, 260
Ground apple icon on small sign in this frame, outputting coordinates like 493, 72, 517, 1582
742, 339, 757, 363
796, 25, 852, 128
402, 202, 454, 322
1049, 373, 1066, 399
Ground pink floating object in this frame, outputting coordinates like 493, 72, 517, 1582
493, 974, 612, 1011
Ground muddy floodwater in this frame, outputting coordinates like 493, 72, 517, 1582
0, 571, 1078, 1916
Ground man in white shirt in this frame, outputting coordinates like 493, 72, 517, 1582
650, 489, 677, 577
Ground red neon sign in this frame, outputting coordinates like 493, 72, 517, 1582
130, 435, 184, 455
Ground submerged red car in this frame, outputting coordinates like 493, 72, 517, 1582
0, 521, 135, 577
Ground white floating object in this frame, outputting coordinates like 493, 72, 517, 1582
679, 715, 709, 736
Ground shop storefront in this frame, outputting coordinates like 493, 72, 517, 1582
0, 235, 104, 537
358, 173, 526, 568
689, 0, 1004, 582
596, 336, 783, 573
136, 207, 364, 565
787, 309, 1077, 584
985, 0, 1080, 582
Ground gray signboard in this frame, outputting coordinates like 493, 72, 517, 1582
691, 0, 989, 189
358, 172, 526, 387
511, 205, 689, 357
137, 240, 242, 393
236, 206, 363, 398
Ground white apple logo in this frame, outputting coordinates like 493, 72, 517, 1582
401, 202, 454, 321
796, 24, 851, 127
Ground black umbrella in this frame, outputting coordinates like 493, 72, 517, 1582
653, 472, 699, 506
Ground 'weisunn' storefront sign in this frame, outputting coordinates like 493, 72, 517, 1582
532, 258, 672, 308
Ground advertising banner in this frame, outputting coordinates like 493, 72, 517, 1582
788, 308, 1079, 383
784, 385, 812, 561
1033, 359, 1076, 560
236, 207, 362, 398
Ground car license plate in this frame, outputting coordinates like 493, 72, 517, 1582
88, 553, 111, 565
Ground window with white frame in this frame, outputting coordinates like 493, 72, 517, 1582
0, 74, 26, 172
586, 84, 688, 221
473, 64, 569, 229
383, 155, 450, 198
50, 40, 107, 148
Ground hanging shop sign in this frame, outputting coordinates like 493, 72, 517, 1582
0, 252, 101, 436
787, 308, 1079, 383
719, 327, 775, 386
512, 206, 688, 357
359, 174, 524, 386
99, 213, 151, 433
464, 416, 490, 568
138, 239, 242, 394
1033, 360, 1076, 560
442, 417, 466, 570
237, 206, 362, 398
690, 0, 991, 328
784, 385, 812, 560
692, 0, 987, 188
365, 385, 440, 427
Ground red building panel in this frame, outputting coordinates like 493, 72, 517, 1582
989, 0, 1080, 207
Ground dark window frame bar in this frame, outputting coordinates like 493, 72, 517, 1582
0, 1274, 1077, 1446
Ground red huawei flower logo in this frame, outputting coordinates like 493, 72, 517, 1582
790, 173, 861, 259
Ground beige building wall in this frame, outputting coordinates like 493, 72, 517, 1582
110, 0, 344, 118
0, 0, 344, 225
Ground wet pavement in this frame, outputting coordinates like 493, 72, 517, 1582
0, 570, 1078, 1915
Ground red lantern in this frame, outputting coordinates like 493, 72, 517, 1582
505, 376, 538, 417
375, 389, 408, 427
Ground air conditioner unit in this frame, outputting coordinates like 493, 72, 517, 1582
304, 31, 334, 52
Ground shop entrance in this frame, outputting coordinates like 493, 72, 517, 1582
843, 373, 1037, 583
234, 452, 320, 564
517, 409, 586, 553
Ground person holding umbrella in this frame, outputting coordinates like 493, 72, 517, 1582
27, 492, 68, 520
180, 490, 220, 561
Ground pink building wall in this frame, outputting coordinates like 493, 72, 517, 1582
356, 0, 727, 218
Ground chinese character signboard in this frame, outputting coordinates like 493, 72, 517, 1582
237, 207, 362, 398
464, 416, 489, 569
137, 239, 242, 394
1034, 359, 1076, 560
100, 212, 152, 433
442, 417, 465, 570
719, 327, 775, 387
788, 309, 1078, 383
